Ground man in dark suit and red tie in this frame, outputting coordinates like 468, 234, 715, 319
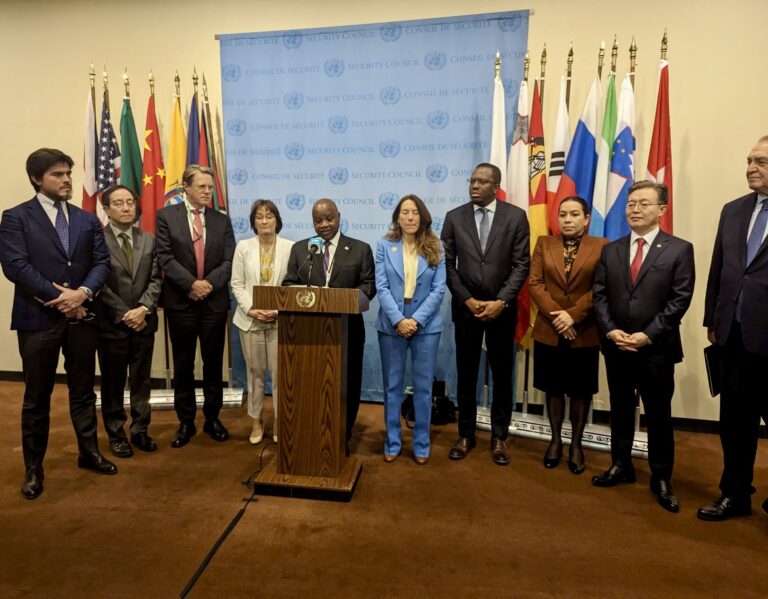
440, 163, 530, 465
592, 180, 695, 513
699, 136, 768, 521
0, 148, 117, 500
156, 165, 235, 448
96, 185, 162, 457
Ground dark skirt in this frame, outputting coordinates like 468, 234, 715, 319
533, 339, 599, 396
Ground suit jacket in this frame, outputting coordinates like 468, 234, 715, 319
231, 235, 293, 331
374, 237, 446, 336
155, 202, 235, 312
0, 197, 110, 331
97, 226, 162, 339
704, 192, 768, 355
529, 234, 608, 348
440, 201, 530, 320
282, 234, 376, 301
593, 230, 695, 364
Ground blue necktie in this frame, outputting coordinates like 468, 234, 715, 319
54, 201, 70, 255
746, 198, 768, 265
478, 208, 489, 253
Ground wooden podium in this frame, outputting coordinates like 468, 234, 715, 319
249, 285, 363, 500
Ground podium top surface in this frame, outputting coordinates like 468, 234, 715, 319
252, 286, 365, 314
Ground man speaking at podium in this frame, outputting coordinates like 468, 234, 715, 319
283, 199, 375, 450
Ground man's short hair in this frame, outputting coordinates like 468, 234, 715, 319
26, 148, 74, 191
100, 184, 138, 207
474, 162, 502, 184
757, 135, 768, 145
628, 180, 668, 205
182, 164, 215, 186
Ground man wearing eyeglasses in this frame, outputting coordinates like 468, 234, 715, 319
96, 185, 162, 457
0, 148, 116, 500
441, 163, 530, 465
592, 180, 695, 513
156, 165, 235, 448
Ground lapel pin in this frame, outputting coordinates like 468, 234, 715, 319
656, 244, 662, 248
344, 245, 350, 251
391, 245, 398, 252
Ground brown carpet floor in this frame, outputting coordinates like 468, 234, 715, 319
0, 381, 766, 598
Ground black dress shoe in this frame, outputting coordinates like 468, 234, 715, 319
131, 432, 157, 452
77, 452, 118, 475
591, 465, 636, 487
109, 438, 134, 458
21, 468, 44, 500
449, 437, 476, 460
651, 478, 680, 513
697, 496, 752, 521
543, 441, 562, 469
491, 437, 510, 466
203, 419, 229, 442
171, 422, 197, 448
568, 460, 586, 475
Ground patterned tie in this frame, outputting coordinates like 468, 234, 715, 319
192, 209, 205, 280
746, 198, 768, 265
630, 238, 645, 284
54, 201, 69, 255
323, 240, 331, 273
478, 208, 489, 253
118, 232, 133, 272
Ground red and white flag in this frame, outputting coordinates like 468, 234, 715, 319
81, 89, 98, 213
647, 59, 673, 233
507, 79, 530, 211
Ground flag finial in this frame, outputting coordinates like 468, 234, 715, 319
148, 70, 155, 96
123, 67, 130, 100
102, 65, 108, 91
661, 29, 668, 60
89, 64, 95, 89
174, 70, 181, 97
629, 37, 638, 88
611, 35, 618, 73
598, 40, 605, 79
523, 50, 530, 82
566, 43, 574, 110
202, 73, 209, 104
193, 67, 199, 93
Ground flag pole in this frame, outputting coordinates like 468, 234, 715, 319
661, 29, 668, 60
598, 39, 605, 80
610, 35, 618, 74
629, 36, 638, 89
539, 44, 547, 104
566, 43, 573, 110
202, 73, 229, 212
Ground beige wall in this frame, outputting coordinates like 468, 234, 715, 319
1, 0, 766, 420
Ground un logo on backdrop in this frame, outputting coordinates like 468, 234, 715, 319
498, 16, 523, 32
379, 192, 399, 210
340, 218, 349, 234
222, 64, 241, 82
379, 139, 401, 158
379, 23, 402, 42
328, 167, 349, 185
283, 31, 303, 49
424, 51, 447, 71
431, 217, 443, 233
324, 59, 345, 78
284, 143, 305, 161
283, 91, 304, 110
228, 168, 248, 186
232, 217, 250, 236
227, 119, 247, 136
379, 86, 401, 105
328, 115, 349, 134
285, 193, 306, 211
426, 164, 448, 183
427, 110, 449, 130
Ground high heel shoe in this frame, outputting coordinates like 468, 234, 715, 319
568, 445, 586, 474
543, 441, 562, 469
249, 419, 264, 445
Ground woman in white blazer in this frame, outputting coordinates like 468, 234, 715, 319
231, 200, 293, 444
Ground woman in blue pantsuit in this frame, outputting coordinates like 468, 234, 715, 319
376, 194, 446, 465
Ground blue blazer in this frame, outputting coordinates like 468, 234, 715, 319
375, 237, 446, 336
0, 197, 110, 331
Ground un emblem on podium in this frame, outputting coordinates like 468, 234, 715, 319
296, 289, 316, 308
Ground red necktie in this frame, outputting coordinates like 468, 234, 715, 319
630, 238, 645, 284
192, 209, 205, 280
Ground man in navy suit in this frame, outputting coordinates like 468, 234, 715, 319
0, 148, 117, 500
699, 136, 768, 521
441, 163, 530, 465
592, 180, 695, 513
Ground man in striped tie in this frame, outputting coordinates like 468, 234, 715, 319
592, 181, 695, 513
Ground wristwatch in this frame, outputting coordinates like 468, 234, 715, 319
497, 298, 508, 309
78, 286, 93, 301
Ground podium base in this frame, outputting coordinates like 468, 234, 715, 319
252, 457, 362, 502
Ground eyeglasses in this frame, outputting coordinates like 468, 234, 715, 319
467, 178, 497, 186
109, 200, 136, 208
626, 201, 661, 210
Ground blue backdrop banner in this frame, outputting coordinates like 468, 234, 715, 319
219, 11, 529, 402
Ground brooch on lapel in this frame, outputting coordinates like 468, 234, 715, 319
344, 245, 350, 251
656, 244, 662, 248
390, 245, 398, 252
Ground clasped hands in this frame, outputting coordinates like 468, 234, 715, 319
395, 318, 418, 338
607, 329, 650, 352
45, 283, 88, 320
464, 297, 505, 322
550, 309, 577, 341
122, 307, 148, 332
247, 308, 278, 323
188, 279, 213, 301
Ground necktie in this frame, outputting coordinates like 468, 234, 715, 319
192, 209, 205, 280
746, 199, 768, 265
630, 238, 645, 284
118, 232, 133, 272
323, 240, 331, 273
478, 208, 489, 253
54, 201, 69, 255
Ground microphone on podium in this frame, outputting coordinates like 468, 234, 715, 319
304, 235, 325, 286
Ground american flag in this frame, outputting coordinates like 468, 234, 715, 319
97, 91, 121, 193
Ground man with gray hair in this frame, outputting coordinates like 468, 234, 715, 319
156, 165, 235, 448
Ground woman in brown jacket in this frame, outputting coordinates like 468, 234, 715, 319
529, 196, 608, 474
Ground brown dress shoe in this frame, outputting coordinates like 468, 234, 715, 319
383, 453, 399, 463
491, 437, 510, 465
449, 437, 476, 460
413, 455, 429, 466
